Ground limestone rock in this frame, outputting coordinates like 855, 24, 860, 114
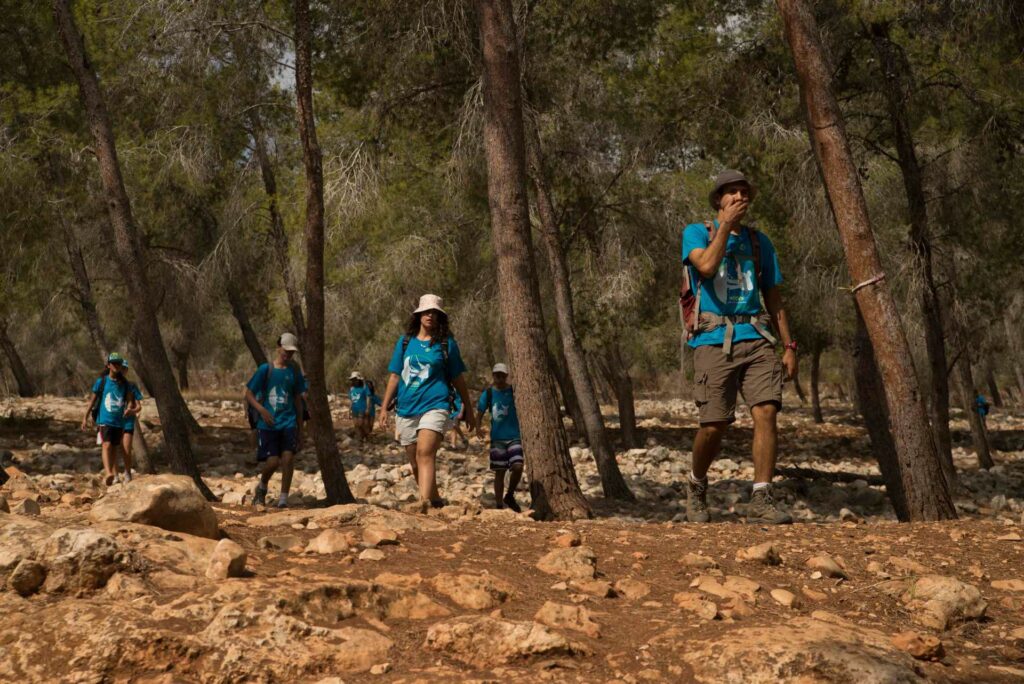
205, 539, 247, 579
8, 559, 46, 596
534, 601, 601, 638
992, 579, 1024, 592
306, 529, 355, 554
568, 579, 615, 598
257, 535, 303, 552
805, 554, 847, 579
12, 498, 40, 516
614, 578, 651, 600
553, 532, 581, 548
736, 542, 781, 565
89, 475, 219, 539
359, 549, 386, 562
770, 588, 798, 608
681, 552, 718, 570
424, 616, 588, 666
901, 575, 987, 630
431, 573, 513, 610
42, 528, 124, 593
536, 546, 597, 580
362, 526, 400, 547
891, 631, 944, 660
673, 591, 719, 620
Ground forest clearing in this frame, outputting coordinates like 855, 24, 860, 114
4, 0, 1024, 682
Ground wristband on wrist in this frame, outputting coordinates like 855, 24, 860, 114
784, 341, 798, 351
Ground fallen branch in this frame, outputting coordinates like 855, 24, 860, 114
777, 466, 885, 486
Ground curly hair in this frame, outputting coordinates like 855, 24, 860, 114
404, 309, 451, 346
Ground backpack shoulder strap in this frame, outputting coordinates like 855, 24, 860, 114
746, 226, 763, 290
485, 386, 493, 413
401, 334, 412, 357
441, 337, 451, 384
262, 363, 273, 396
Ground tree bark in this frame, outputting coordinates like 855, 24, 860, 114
777, 0, 956, 520
852, 311, 910, 520
810, 343, 824, 424
60, 214, 110, 362
172, 347, 190, 391
986, 368, 1003, 408
226, 283, 268, 367
954, 352, 995, 469
133, 422, 155, 474
1005, 316, 1024, 403
868, 23, 955, 483
525, 124, 633, 500
53, 0, 212, 499
0, 320, 37, 398
601, 343, 640, 449
293, 0, 354, 505
475, 0, 591, 520
548, 344, 586, 443
251, 111, 306, 339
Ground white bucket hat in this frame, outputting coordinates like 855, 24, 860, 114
349, 371, 362, 381
280, 332, 300, 351
492, 363, 509, 375
413, 293, 446, 315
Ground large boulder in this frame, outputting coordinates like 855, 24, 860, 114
90, 475, 219, 539
900, 575, 987, 630
42, 528, 126, 593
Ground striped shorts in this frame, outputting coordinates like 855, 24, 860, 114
489, 439, 524, 471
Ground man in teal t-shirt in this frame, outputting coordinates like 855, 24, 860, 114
244, 333, 306, 508
476, 363, 523, 512
681, 170, 798, 526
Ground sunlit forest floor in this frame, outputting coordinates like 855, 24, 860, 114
2, 394, 1023, 682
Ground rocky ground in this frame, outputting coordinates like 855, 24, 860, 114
2, 393, 1024, 683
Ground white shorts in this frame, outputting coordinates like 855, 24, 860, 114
395, 409, 451, 446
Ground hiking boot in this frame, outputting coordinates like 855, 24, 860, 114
253, 484, 268, 507
745, 487, 793, 525
686, 477, 711, 523
503, 493, 522, 513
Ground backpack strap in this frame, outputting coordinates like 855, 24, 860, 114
485, 386, 493, 414
401, 334, 411, 358
691, 220, 716, 325
440, 337, 454, 409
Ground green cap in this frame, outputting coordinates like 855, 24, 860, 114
107, 352, 124, 364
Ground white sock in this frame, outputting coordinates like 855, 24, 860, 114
278, 494, 288, 505
689, 472, 707, 484
752, 482, 770, 492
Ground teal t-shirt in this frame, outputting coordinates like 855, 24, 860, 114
91, 375, 129, 428
350, 386, 369, 415
246, 363, 307, 431
682, 221, 782, 348
476, 386, 520, 441
387, 335, 466, 418
122, 384, 144, 431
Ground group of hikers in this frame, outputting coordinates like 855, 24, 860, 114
90, 169, 993, 524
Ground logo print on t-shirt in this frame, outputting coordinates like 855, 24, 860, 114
493, 403, 509, 423
104, 388, 124, 414
402, 356, 430, 389
268, 386, 288, 411
712, 257, 754, 306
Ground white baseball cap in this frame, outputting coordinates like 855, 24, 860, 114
413, 293, 446, 315
280, 332, 300, 351
349, 371, 362, 380
492, 363, 509, 375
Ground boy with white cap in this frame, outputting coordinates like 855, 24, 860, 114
476, 363, 523, 512
244, 333, 306, 508
349, 371, 371, 441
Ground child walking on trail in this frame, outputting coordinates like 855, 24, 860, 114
119, 359, 144, 482
365, 379, 382, 434
378, 294, 475, 509
81, 352, 140, 486
349, 372, 372, 441
476, 363, 523, 512
447, 393, 470, 450
244, 333, 306, 508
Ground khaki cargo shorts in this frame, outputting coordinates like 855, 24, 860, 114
693, 338, 783, 425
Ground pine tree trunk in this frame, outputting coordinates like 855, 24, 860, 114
133, 422, 155, 474
172, 347, 190, 391
777, 0, 955, 520
293, 0, 354, 505
251, 111, 306, 339
602, 344, 640, 449
1005, 316, 1024, 403
954, 352, 995, 469
525, 124, 633, 500
852, 311, 909, 520
475, 0, 591, 520
60, 215, 109, 362
986, 368, 1003, 408
810, 343, 824, 424
868, 23, 955, 483
53, 0, 212, 499
0, 320, 37, 398
226, 283, 268, 367
548, 345, 586, 444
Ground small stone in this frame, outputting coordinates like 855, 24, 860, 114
891, 631, 944, 660
363, 526, 400, 547
12, 498, 41, 516
534, 601, 601, 638
681, 552, 718, 569
8, 559, 47, 596
992, 579, 1024, 592
568, 579, 615, 598
553, 532, 581, 548
736, 542, 781, 565
888, 556, 931, 575
306, 529, 354, 554
673, 592, 719, 620
359, 549, 386, 562
997, 532, 1022, 542
613, 578, 651, 600
536, 546, 598, 581
257, 535, 304, 552
770, 588, 798, 608
205, 539, 247, 579
806, 555, 847, 579
901, 575, 987, 630
802, 587, 828, 602
369, 663, 391, 675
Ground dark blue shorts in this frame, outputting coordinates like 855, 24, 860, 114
99, 425, 124, 443
489, 439, 524, 471
257, 427, 298, 462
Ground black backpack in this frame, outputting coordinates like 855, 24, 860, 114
396, 334, 454, 412
246, 363, 311, 429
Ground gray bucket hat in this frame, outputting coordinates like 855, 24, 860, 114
708, 169, 756, 210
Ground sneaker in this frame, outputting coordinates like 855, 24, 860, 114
745, 487, 793, 525
253, 484, 268, 507
123, 472, 133, 483
104, 473, 115, 487
276, 499, 288, 509
502, 493, 522, 513
429, 498, 448, 509
686, 477, 711, 523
